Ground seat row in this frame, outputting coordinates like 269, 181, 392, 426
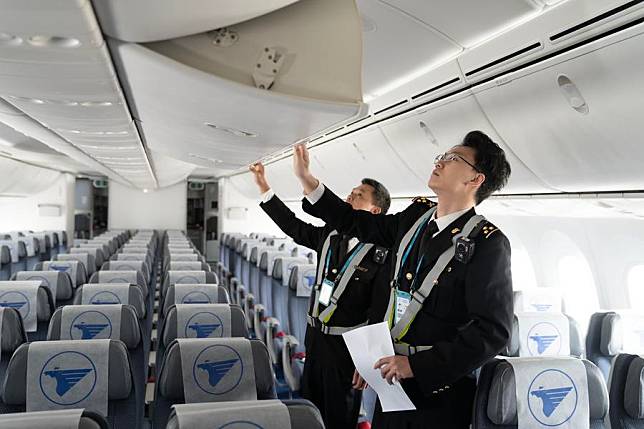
0, 230, 68, 280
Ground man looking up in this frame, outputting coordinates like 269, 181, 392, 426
249, 161, 392, 429
291, 130, 513, 428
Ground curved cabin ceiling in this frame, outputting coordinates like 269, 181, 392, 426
1, 0, 643, 198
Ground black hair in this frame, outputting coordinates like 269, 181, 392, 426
461, 130, 511, 204
361, 178, 391, 214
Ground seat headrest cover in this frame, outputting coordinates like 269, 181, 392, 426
176, 304, 232, 339
515, 313, 571, 357
169, 261, 203, 271
0, 280, 42, 332
170, 400, 291, 429
79, 283, 131, 306
601, 312, 644, 355
167, 254, 199, 261
177, 338, 258, 403
26, 340, 113, 415
43, 261, 80, 288
0, 408, 84, 429
168, 271, 207, 285
16, 270, 67, 302
513, 288, 563, 313
273, 257, 308, 284
624, 356, 644, 419
97, 270, 138, 284
487, 359, 608, 425
289, 264, 317, 296
105, 261, 145, 273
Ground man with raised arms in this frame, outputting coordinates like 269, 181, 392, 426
291, 130, 514, 428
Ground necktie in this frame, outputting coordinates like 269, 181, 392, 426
417, 220, 439, 257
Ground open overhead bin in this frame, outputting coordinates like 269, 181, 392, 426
110, 0, 366, 176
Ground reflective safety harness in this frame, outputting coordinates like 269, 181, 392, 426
307, 231, 374, 335
385, 207, 486, 355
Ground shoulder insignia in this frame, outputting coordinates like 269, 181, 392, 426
412, 196, 436, 207
482, 222, 500, 239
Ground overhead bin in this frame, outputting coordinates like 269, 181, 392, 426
92, 0, 300, 43
110, 0, 365, 174
471, 17, 644, 192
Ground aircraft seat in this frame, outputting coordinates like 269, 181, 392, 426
154, 338, 275, 428
89, 270, 148, 298
0, 409, 109, 429
56, 253, 96, 278
0, 308, 27, 383
473, 358, 608, 428
505, 313, 584, 358
607, 353, 644, 429
74, 284, 146, 320
14, 270, 74, 306
161, 284, 229, 318
1, 339, 138, 429
166, 399, 324, 429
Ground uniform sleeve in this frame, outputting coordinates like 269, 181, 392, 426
260, 194, 326, 250
302, 185, 401, 248
407, 232, 513, 394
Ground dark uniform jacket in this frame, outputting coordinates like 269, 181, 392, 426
260, 194, 390, 358
302, 186, 513, 409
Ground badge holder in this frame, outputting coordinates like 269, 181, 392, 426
395, 289, 411, 324
318, 279, 335, 306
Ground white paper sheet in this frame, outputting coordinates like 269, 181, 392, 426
343, 322, 416, 412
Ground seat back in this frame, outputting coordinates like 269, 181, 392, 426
69, 247, 104, 271
473, 358, 608, 429
607, 354, 644, 429
161, 271, 218, 297
514, 288, 564, 313
506, 313, 584, 357
90, 270, 148, 298
14, 270, 73, 303
162, 284, 229, 317
0, 409, 109, 429
47, 304, 141, 349
74, 284, 146, 319
287, 264, 316, 347
1, 340, 135, 427
586, 311, 644, 380
161, 304, 248, 347
56, 253, 96, 277
166, 399, 324, 429
154, 338, 275, 428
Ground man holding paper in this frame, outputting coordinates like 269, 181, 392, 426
292, 131, 514, 428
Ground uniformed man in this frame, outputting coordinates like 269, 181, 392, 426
290, 130, 514, 428
249, 162, 392, 429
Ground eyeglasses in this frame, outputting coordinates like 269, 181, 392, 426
434, 152, 482, 173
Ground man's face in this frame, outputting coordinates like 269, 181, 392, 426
428, 145, 483, 197
346, 183, 378, 212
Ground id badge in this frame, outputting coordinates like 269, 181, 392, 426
318, 279, 335, 306
395, 289, 411, 324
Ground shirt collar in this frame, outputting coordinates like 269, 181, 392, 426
431, 207, 472, 234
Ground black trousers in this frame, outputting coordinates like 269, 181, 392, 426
372, 376, 476, 429
301, 327, 362, 429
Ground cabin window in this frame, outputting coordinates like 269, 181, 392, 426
511, 246, 537, 291
557, 254, 599, 333
627, 265, 644, 311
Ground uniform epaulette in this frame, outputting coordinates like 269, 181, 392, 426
481, 222, 500, 239
412, 196, 436, 207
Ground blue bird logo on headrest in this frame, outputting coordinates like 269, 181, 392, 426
73, 323, 109, 340
189, 323, 221, 338
530, 386, 573, 417
527, 369, 578, 426
304, 275, 316, 287
531, 303, 552, 312
197, 359, 238, 387
529, 335, 559, 354
0, 300, 26, 310
44, 368, 93, 396
89, 291, 122, 305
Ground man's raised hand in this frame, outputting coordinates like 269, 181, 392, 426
249, 162, 270, 194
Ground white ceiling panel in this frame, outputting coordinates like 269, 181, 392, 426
356, 0, 461, 100
0, 0, 158, 189
473, 23, 644, 192
380, 0, 541, 48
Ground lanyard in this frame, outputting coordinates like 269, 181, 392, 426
323, 242, 365, 283
396, 219, 432, 288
